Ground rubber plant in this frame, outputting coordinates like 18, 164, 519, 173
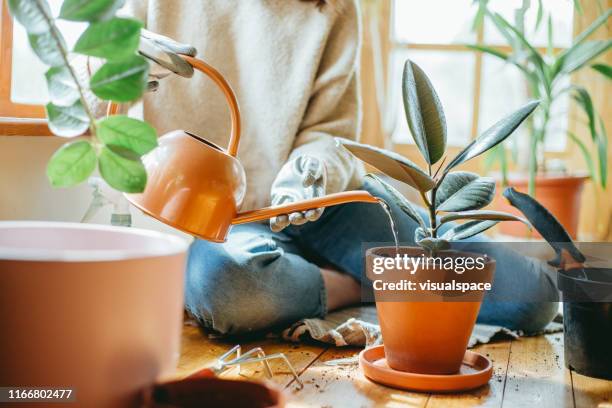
337, 59, 538, 254
468, 1, 611, 195
9, 0, 156, 193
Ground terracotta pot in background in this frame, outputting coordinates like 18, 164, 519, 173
0, 222, 188, 408
366, 248, 495, 375
493, 174, 588, 239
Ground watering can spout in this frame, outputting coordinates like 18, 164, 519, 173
121, 55, 380, 242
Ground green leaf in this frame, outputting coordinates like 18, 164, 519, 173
60, 0, 125, 22
28, 30, 67, 67
435, 171, 495, 212
45, 66, 80, 106
337, 138, 435, 192
97, 115, 157, 156
45, 100, 89, 137
572, 0, 583, 14
466, 44, 509, 61
567, 131, 595, 182
7, 0, 52, 34
47, 140, 97, 187
98, 145, 147, 193
90, 55, 149, 102
547, 15, 554, 57
535, 0, 544, 31
591, 63, 612, 79
417, 238, 450, 254
402, 60, 447, 164
74, 17, 142, 60
366, 173, 426, 229
571, 8, 611, 48
414, 227, 428, 242
441, 220, 498, 241
573, 86, 596, 140
444, 100, 539, 174
440, 210, 529, 226
559, 40, 612, 74
596, 116, 608, 188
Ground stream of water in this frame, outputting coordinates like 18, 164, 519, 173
376, 198, 399, 254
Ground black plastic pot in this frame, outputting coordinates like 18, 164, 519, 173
558, 267, 612, 380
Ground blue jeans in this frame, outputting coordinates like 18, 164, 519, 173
185, 179, 559, 335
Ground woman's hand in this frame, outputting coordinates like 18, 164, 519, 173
269, 156, 326, 232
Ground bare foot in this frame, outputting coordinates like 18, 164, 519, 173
320, 267, 361, 312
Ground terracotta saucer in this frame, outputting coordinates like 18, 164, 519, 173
359, 345, 492, 393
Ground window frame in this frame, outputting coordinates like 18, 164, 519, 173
0, 0, 52, 136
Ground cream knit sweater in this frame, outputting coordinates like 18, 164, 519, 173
123, 0, 365, 211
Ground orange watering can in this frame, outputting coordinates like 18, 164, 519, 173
121, 55, 378, 242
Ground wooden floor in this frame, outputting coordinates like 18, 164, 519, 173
176, 324, 612, 408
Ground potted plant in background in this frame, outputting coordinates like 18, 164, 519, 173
468, 2, 610, 238
337, 58, 536, 379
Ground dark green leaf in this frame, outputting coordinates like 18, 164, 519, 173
90, 55, 149, 102
97, 115, 157, 156
8, 0, 52, 34
60, 0, 125, 22
559, 40, 612, 74
573, 86, 596, 140
47, 140, 97, 187
567, 132, 595, 182
435, 171, 495, 212
444, 100, 539, 173
45, 66, 80, 106
402, 60, 447, 164
366, 173, 426, 229
28, 30, 67, 67
441, 220, 498, 241
337, 138, 435, 192
503, 187, 585, 266
591, 63, 612, 79
439, 210, 528, 226
466, 44, 509, 61
46, 100, 89, 137
98, 145, 147, 193
74, 17, 142, 60
596, 116, 608, 188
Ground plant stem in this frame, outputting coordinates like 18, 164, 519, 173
429, 188, 438, 238
34, 0, 98, 140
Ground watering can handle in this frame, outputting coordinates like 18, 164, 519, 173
108, 54, 242, 157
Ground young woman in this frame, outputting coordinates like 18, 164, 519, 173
124, 0, 559, 336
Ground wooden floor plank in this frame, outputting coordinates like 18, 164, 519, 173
287, 347, 430, 408
571, 370, 612, 408
501, 333, 574, 408
176, 324, 327, 387
425, 340, 512, 408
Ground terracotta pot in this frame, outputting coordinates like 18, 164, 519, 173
493, 174, 587, 239
366, 247, 495, 375
0, 222, 188, 408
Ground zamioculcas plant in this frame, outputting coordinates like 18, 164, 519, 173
337, 59, 539, 254
468, 2, 611, 195
9, 0, 157, 193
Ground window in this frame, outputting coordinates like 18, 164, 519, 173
0, 0, 84, 135
389, 0, 574, 152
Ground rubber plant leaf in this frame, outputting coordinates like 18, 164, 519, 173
439, 210, 528, 226
443, 100, 539, 175
337, 138, 435, 192
366, 173, 427, 229
402, 60, 447, 165
90, 55, 149, 102
435, 171, 495, 212
7, 0, 53, 34
45, 100, 90, 137
60, 0, 126, 22
47, 140, 97, 187
98, 145, 147, 193
74, 17, 142, 60
503, 187, 585, 266
45, 66, 80, 106
441, 220, 498, 241
28, 30, 67, 67
97, 115, 158, 156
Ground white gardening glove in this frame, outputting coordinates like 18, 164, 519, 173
138, 29, 197, 91
269, 156, 326, 233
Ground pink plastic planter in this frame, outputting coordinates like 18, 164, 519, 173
0, 222, 189, 408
